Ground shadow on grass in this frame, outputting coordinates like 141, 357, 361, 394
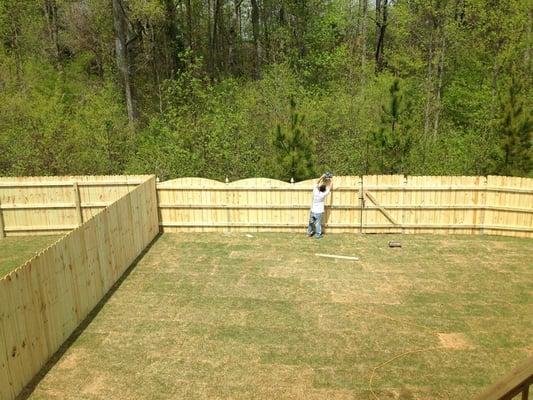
15, 232, 162, 400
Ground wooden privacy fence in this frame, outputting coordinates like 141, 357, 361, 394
0, 176, 159, 400
0, 175, 148, 237
157, 175, 533, 238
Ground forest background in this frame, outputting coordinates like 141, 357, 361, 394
0, 0, 531, 181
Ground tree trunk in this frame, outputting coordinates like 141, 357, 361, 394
527, 7, 532, 75
235, 0, 242, 38
279, 4, 285, 25
207, 0, 215, 78
251, 0, 261, 78
360, 0, 368, 88
212, 0, 222, 75
163, 0, 179, 77
454, 0, 465, 23
433, 35, 446, 137
229, 0, 243, 74
43, 0, 60, 63
296, 0, 307, 58
11, 18, 22, 83
423, 29, 435, 143
185, 0, 194, 56
261, 0, 270, 62
375, 0, 381, 39
374, 0, 388, 72
112, 0, 137, 122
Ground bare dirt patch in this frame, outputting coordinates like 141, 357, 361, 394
82, 373, 108, 396
437, 333, 473, 350
56, 350, 85, 370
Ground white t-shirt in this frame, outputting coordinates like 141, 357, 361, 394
311, 184, 330, 213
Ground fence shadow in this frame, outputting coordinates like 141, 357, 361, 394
15, 232, 162, 400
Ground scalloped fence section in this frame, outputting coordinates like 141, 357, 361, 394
0, 176, 158, 400
157, 175, 533, 237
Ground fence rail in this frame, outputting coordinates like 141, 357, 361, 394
0, 176, 159, 400
156, 175, 533, 237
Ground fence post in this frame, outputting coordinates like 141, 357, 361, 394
358, 176, 364, 234
401, 175, 408, 234
479, 176, 488, 235
0, 197, 5, 238
72, 182, 83, 226
225, 177, 231, 233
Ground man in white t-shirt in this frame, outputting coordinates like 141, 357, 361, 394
307, 173, 333, 239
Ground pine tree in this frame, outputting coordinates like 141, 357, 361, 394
370, 79, 413, 174
497, 78, 532, 176
273, 97, 316, 181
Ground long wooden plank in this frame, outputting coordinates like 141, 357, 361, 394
0, 181, 144, 188
3, 225, 78, 232
0, 203, 76, 210
315, 253, 359, 261
0, 182, 76, 188
76, 181, 144, 187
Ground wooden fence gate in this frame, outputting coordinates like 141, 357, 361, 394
359, 175, 404, 234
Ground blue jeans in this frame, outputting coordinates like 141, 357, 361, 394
307, 212, 323, 237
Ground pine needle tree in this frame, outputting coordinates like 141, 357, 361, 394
497, 78, 532, 176
273, 96, 316, 181
370, 79, 413, 174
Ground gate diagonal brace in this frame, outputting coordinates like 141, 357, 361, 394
364, 191, 400, 226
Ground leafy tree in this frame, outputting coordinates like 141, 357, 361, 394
272, 97, 316, 181
0, 0, 531, 179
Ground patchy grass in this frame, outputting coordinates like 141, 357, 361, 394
0, 236, 60, 278
27, 233, 532, 399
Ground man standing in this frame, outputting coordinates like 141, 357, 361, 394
307, 173, 333, 239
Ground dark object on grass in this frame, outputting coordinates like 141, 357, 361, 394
388, 241, 401, 248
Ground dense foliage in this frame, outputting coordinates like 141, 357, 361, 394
0, 0, 531, 181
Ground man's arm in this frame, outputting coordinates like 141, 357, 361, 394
324, 177, 333, 195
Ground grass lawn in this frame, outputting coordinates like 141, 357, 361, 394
25, 233, 532, 399
0, 236, 60, 278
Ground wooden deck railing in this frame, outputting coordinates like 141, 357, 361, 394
474, 356, 533, 400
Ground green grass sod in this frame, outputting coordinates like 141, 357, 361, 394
0, 236, 60, 278
24, 233, 532, 399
